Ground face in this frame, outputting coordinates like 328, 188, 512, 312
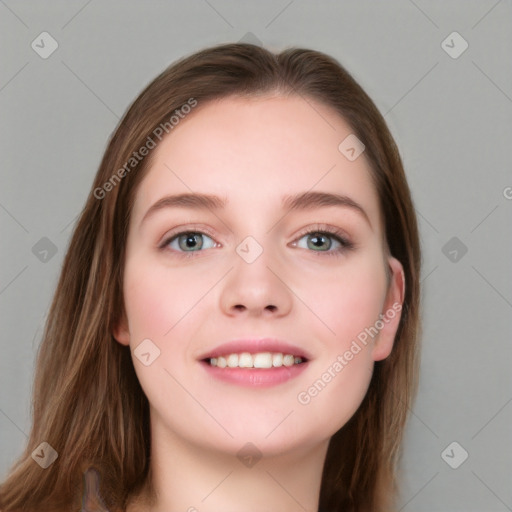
114, 95, 404, 458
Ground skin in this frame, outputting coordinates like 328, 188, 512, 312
114, 95, 404, 512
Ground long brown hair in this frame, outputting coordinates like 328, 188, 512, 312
0, 43, 421, 512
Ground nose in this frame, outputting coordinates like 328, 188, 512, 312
219, 249, 293, 319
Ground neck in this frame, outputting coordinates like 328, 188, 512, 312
127, 414, 329, 512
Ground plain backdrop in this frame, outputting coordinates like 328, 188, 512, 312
1, 1, 511, 511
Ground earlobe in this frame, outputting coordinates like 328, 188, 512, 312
372, 256, 405, 361
113, 312, 130, 346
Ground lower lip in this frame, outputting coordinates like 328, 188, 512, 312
200, 360, 309, 387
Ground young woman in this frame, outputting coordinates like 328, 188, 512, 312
0, 42, 421, 512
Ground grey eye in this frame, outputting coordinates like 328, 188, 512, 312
296, 232, 342, 251
168, 232, 216, 252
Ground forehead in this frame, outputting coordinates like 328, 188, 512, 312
131, 95, 382, 232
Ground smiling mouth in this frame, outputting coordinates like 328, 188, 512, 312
205, 352, 306, 369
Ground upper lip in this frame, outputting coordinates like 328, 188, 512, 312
198, 338, 312, 361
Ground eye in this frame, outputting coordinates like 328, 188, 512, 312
163, 231, 217, 253
294, 227, 354, 255
159, 225, 353, 258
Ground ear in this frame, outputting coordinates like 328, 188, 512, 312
113, 310, 130, 347
371, 256, 405, 362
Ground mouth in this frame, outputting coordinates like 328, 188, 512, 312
199, 339, 311, 387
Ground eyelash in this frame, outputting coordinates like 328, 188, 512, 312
158, 224, 355, 259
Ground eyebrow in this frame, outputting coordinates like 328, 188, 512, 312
140, 191, 371, 228
282, 191, 371, 227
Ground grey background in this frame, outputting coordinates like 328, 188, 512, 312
1, 1, 511, 510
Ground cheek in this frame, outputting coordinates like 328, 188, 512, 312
291, 254, 386, 434
298, 252, 388, 343
123, 274, 169, 341
123, 254, 212, 340
121, 256, 213, 428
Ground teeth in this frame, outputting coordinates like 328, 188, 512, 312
208, 352, 304, 368
253, 352, 272, 368
227, 353, 239, 368
272, 353, 283, 367
238, 352, 253, 368
283, 354, 295, 367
